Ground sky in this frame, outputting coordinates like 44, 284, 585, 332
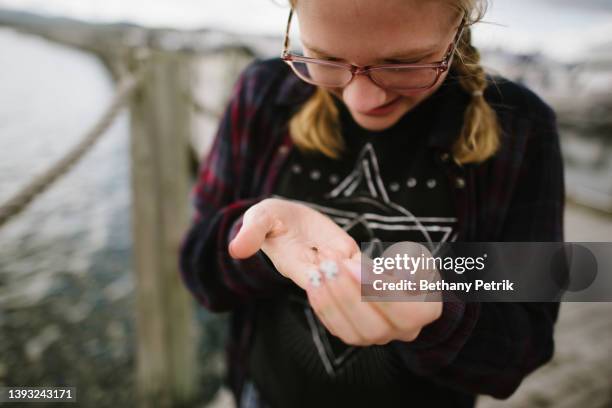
0, 0, 611, 61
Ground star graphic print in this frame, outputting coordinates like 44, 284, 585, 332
267, 141, 458, 377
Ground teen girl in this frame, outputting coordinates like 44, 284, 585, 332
180, 0, 564, 406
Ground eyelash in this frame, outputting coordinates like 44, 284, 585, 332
386, 59, 421, 64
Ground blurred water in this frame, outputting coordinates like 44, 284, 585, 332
0, 27, 136, 406
0, 27, 131, 309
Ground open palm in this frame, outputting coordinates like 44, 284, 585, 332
229, 198, 359, 289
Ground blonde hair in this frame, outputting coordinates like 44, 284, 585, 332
287, 0, 500, 164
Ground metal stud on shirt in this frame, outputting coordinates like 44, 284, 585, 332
310, 170, 321, 180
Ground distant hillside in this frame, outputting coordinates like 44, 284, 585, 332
0, 8, 281, 76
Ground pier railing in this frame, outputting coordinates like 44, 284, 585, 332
0, 17, 261, 406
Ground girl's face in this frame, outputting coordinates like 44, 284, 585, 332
296, 0, 461, 132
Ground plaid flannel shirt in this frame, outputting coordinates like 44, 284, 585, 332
179, 57, 564, 403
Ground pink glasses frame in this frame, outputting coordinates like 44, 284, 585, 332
280, 9, 468, 91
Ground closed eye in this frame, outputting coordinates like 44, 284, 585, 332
303, 52, 343, 63
304, 47, 437, 65
384, 59, 423, 64
322, 57, 343, 63
383, 53, 437, 64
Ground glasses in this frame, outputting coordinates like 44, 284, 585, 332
280, 9, 467, 93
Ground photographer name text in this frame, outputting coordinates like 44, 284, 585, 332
371, 279, 515, 293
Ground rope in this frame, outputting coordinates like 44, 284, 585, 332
192, 98, 222, 120
0, 72, 140, 228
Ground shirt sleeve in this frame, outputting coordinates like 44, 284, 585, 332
178, 61, 290, 312
391, 102, 564, 399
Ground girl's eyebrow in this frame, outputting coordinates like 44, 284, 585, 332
385, 46, 439, 60
300, 42, 339, 58
302, 40, 439, 61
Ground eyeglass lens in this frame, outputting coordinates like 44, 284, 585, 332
290, 60, 439, 90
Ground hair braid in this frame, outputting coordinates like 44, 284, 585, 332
451, 26, 500, 164
288, 87, 344, 159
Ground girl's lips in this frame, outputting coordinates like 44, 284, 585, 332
361, 97, 402, 116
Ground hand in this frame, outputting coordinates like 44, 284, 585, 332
228, 197, 442, 346
305, 250, 443, 346
228, 197, 360, 289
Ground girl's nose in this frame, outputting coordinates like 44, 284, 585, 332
342, 74, 389, 114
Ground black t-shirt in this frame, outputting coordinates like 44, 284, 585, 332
248, 87, 464, 407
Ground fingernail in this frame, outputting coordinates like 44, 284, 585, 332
307, 268, 322, 287
319, 259, 338, 280
344, 259, 361, 282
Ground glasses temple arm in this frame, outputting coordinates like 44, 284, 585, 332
282, 9, 294, 56
442, 16, 468, 67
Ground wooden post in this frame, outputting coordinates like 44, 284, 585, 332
128, 47, 198, 408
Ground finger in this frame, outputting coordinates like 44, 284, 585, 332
313, 307, 339, 338
333, 249, 427, 341
321, 257, 395, 345
229, 204, 281, 259
307, 288, 363, 346
295, 265, 323, 292
357, 246, 441, 338
306, 258, 363, 346
314, 235, 360, 261
367, 301, 436, 341
341, 252, 377, 284
262, 244, 320, 291
328, 235, 361, 259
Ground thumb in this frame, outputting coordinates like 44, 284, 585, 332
229, 205, 278, 259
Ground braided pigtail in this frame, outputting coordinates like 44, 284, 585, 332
451, 25, 500, 164
288, 87, 345, 159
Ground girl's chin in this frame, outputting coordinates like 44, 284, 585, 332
352, 104, 410, 132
